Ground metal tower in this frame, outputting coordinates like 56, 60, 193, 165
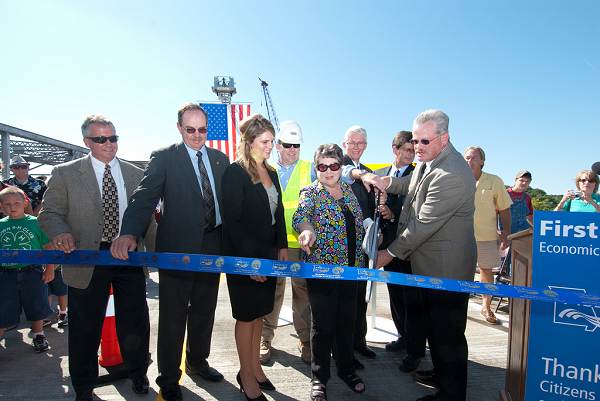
211, 76, 237, 104
259, 78, 279, 131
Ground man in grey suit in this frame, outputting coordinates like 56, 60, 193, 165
361, 110, 476, 401
39, 115, 151, 401
111, 103, 229, 401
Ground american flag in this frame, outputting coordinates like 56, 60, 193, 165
201, 103, 251, 161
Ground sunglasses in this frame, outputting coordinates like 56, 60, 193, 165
316, 163, 341, 172
410, 136, 442, 146
579, 178, 596, 183
185, 127, 208, 134
11, 165, 29, 170
281, 143, 300, 149
87, 135, 119, 144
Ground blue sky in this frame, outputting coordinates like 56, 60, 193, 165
1, 1, 599, 194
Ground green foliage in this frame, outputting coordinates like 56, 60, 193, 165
527, 187, 561, 211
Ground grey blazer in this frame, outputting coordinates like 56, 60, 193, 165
387, 142, 477, 281
39, 155, 147, 289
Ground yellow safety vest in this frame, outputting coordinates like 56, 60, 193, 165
279, 160, 313, 249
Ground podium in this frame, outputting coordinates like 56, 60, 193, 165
500, 229, 532, 401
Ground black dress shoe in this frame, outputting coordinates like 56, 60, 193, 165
385, 339, 407, 352
416, 391, 441, 400
354, 344, 376, 359
414, 369, 439, 389
192, 365, 224, 382
399, 355, 421, 373
75, 390, 94, 401
131, 375, 150, 395
160, 385, 183, 401
352, 357, 365, 370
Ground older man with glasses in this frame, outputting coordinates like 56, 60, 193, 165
357, 110, 477, 401
111, 103, 229, 401
341, 125, 377, 366
259, 121, 317, 365
39, 115, 152, 401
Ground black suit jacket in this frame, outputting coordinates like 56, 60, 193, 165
342, 155, 376, 220
221, 162, 287, 259
120, 143, 229, 253
374, 163, 416, 249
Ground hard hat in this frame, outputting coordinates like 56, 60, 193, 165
278, 120, 303, 145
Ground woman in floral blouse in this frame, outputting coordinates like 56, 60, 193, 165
292, 143, 365, 401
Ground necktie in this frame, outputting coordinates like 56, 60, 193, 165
197, 151, 216, 229
416, 163, 427, 183
102, 164, 119, 241
395, 169, 402, 178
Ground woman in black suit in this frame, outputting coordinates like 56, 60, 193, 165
222, 114, 288, 401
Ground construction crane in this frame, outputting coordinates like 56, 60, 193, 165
258, 77, 279, 131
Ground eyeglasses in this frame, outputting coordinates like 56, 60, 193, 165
394, 143, 414, 150
281, 143, 300, 149
410, 135, 442, 146
87, 135, 119, 144
579, 178, 596, 183
184, 127, 208, 134
11, 165, 29, 170
345, 141, 366, 148
316, 163, 341, 172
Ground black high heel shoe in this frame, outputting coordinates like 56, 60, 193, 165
236, 372, 268, 401
257, 377, 276, 391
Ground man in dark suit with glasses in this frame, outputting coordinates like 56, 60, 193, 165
111, 103, 229, 401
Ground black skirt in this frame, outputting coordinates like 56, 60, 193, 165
226, 273, 277, 322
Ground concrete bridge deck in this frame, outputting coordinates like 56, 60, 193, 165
0, 272, 508, 401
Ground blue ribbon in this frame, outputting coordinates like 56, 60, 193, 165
2, 249, 599, 307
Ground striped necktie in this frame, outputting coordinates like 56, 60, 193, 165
197, 151, 216, 230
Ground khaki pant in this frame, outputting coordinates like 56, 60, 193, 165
261, 248, 311, 343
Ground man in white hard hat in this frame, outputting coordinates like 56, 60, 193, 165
260, 120, 316, 365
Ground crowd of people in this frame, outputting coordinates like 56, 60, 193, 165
0, 104, 599, 401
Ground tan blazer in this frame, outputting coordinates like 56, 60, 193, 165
387, 142, 477, 281
39, 155, 150, 289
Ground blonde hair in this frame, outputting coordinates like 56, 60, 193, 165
236, 114, 276, 182
575, 170, 599, 193
0, 186, 26, 202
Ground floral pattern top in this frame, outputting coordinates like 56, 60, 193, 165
292, 181, 365, 267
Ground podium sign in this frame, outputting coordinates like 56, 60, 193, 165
525, 211, 600, 401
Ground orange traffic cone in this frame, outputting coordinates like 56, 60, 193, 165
98, 285, 123, 368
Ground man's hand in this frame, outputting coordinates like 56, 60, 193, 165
378, 204, 394, 220
278, 248, 289, 261
42, 265, 55, 284
360, 173, 389, 192
499, 232, 510, 251
110, 235, 138, 260
53, 233, 76, 253
376, 249, 394, 268
298, 229, 316, 255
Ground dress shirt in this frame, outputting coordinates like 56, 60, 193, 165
184, 143, 222, 226
389, 164, 410, 178
341, 160, 362, 184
